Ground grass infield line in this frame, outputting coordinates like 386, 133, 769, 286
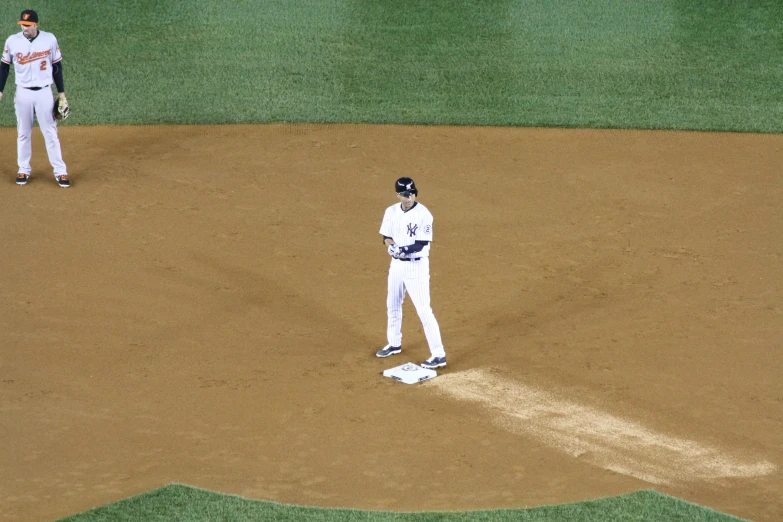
56, 484, 747, 522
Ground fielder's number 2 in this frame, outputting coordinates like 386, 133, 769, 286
40, 60, 47, 71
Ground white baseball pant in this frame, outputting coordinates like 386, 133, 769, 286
15, 86, 67, 176
386, 257, 445, 358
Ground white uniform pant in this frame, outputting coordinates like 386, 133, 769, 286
386, 257, 445, 358
15, 86, 67, 176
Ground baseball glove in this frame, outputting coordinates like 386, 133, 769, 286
53, 96, 70, 121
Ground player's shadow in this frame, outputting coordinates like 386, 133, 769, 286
157, 251, 378, 367
448, 258, 619, 369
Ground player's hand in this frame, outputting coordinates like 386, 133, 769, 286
0, 92, 3, 102
388, 244, 401, 257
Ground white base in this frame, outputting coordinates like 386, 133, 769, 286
383, 362, 437, 384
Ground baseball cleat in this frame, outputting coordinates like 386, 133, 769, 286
56, 175, 70, 188
421, 356, 446, 369
16, 173, 29, 185
376, 345, 402, 358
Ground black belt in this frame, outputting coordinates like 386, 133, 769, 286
397, 257, 422, 262
24, 86, 48, 91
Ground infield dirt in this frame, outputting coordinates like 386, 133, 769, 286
1, 124, 781, 521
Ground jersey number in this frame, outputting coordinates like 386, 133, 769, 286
40, 60, 47, 71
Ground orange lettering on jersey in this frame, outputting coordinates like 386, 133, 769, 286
15, 50, 51, 65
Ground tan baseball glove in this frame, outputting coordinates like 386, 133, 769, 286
53, 96, 70, 121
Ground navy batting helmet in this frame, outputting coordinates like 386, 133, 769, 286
395, 177, 418, 197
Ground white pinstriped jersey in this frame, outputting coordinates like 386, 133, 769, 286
2, 30, 62, 88
379, 202, 434, 258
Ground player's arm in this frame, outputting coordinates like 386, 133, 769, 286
379, 208, 395, 246
52, 60, 65, 97
0, 41, 11, 101
51, 39, 65, 97
0, 61, 9, 101
397, 240, 429, 255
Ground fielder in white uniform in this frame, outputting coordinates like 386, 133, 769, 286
376, 177, 447, 369
0, 10, 70, 187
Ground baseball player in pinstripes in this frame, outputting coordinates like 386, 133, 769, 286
0, 10, 70, 187
376, 177, 447, 369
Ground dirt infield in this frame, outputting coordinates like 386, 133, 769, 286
1, 124, 781, 522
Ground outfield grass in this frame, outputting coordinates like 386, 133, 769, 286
58, 484, 746, 522
0, 1, 780, 131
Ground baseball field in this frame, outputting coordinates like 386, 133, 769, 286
1, 2, 781, 522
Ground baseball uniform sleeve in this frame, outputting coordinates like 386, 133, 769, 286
379, 208, 393, 238
51, 37, 62, 64
418, 211, 434, 241
2, 38, 11, 65
0, 62, 9, 92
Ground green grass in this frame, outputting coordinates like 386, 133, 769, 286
0, 1, 781, 131
57, 484, 746, 522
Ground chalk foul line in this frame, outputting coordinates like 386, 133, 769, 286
428, 369, 776, 485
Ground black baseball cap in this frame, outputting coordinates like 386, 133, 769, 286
395, 177, 418, 197
18, 10, 38, 26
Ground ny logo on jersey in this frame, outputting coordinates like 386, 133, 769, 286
407, 224, 418, 237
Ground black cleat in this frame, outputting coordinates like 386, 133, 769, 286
376, 345, 402, 358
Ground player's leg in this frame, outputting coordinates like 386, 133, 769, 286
14, 88, 35, 177
34, 91, 68, 179
386, 260, 406, 348
403, 259, 446, 358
